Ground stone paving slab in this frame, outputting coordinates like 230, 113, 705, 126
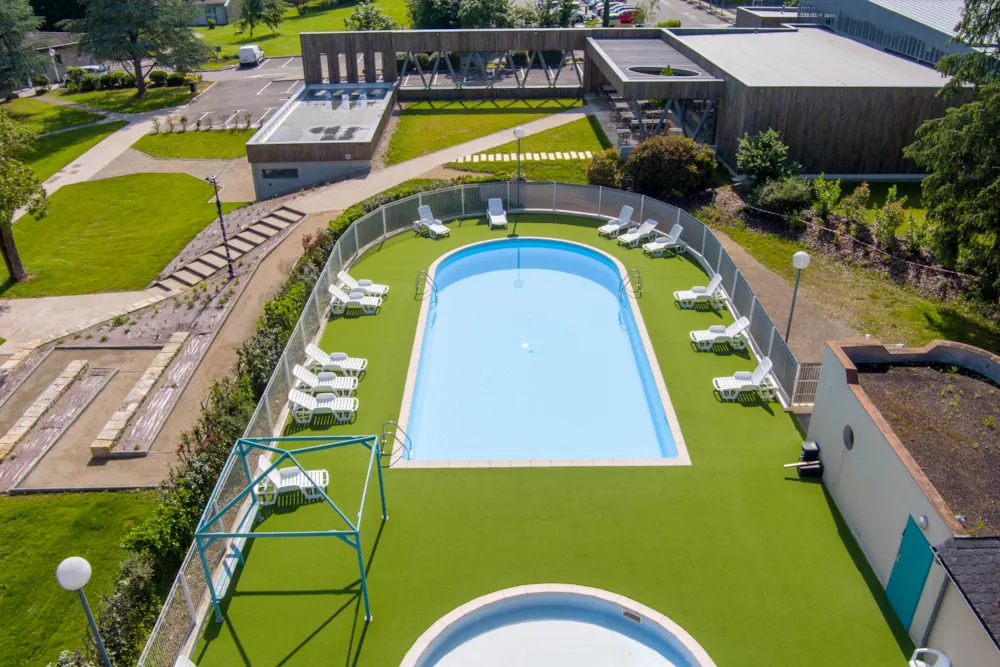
0, 359, 87, 460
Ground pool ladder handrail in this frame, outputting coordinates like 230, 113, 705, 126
381, 420, 414, 461
416, 270, 438, 300
619, 269, 642, 302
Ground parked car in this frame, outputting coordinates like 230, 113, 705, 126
596, 1, 626, 16
238, 45, 265, 67
571, 9, 588, 24
615, 8, 638, 23
78, 64, 107, 75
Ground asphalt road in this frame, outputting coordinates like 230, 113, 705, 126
654, 0, 727, 26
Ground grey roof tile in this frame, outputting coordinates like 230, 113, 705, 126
935, 537, 1000, 646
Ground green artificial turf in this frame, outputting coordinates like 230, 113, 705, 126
0, 492, 155, 667
0, 97, 105, 133
23, 121, 128, 182
133, 129, 256, 159
385, 99, 583, 165
0, 174, 244, 298
56, 85, 205, 114
199, 0, 410, 56
448, 116, 612, 184
193, 216, 913, 667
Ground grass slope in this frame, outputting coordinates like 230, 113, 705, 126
133, 129, 255, 160
24, 121, 128, 182
0, 97, 104, 133
0, 492, 155, 666
56, 85, 204, 114
193, 216, 912, 667
200, 0, 409, 57
448, 115, 612, 183
385, 99, 582, 165
1, 174, 244, 298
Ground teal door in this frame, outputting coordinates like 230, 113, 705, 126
885, 516, 934, 629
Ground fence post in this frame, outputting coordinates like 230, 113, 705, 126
676, 208, 681, 225
639, 194, 645, 222
553, 182, 557, 212
598, 186, 602, 217
264, 398, 275, 436
767, 328, 775, 358
283, 355, 292, 389
506, 181, 510, 208
382, 206, 387, 238
748, 297, 756, 325
179, 573, 196, 624
353, 224, 359, 262
732, 270, 738, 297
716, 244, 723, 272
701, 225, 707, 256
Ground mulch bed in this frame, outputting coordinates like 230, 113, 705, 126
858, 363, 1000, 536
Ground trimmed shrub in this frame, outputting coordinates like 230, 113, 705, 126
625, 134, 717, 199
585, 148, 624, 188
149, 70, 168, 86
65, 66, 85, 88
31, 73, 50, 88
811, 173, 841, 223
207, 17, 217, 29
79, 73, 100, 92
752, 177, 812, 216
872, 185, 907, 248
736, 128, 799, 182
656, 19, 681, 26
840, 181, 870, 234
166, 71, 187, 87
99, 72, 117, 89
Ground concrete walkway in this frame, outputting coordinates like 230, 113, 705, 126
41, 119, 154, 196
294, 106, 592, 215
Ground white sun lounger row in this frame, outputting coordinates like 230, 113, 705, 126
306, 343, 367, 375
288, 388, 359, 424
254, 453, 329, 506
338, 270, 389, 298
292, 364, 359, 395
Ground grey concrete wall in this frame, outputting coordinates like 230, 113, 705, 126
252, 161, 370, 199
927, 582, 1000, 666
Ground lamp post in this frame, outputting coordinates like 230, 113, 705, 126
57, 557, 111, 667
512, 126, 525, 236
206, 175, 235, 280
47, 48, 60, 84
785, 251, 811, 341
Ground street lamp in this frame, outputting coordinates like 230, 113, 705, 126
206, 175, 235, 280
512, 126, 525, 236
57, 557, 111, 667
785, 251, 811, 341
47, 48, 60, 84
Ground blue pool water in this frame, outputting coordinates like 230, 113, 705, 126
405, 238, 677, 461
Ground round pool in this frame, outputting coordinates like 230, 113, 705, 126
401, 585, 716, 667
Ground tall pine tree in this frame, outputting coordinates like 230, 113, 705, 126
0, 0, 47, 92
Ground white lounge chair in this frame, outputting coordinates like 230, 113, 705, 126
292, 364, 359, 395
487, 198, 508, 229
674, 274, 725, 310
305, 344, 368, 376
909, 649, 950, 667
288, 388, 358, 424
597, 205, 634, 238
712, 358, 775, 401
254, 453, 329, 506
618, 219, 658, 248
690, 316, 750, 351
329, 285, 381, 315
414, 205, 450, 238
642, 223, 685, 257
338, 270, 389, 298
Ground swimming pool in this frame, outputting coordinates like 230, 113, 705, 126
397, 237, 687, 465
401, 585, 716, 667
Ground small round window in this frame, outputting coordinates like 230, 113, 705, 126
843, 425, 855, 451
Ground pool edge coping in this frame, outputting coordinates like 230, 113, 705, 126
397, 583, 719, 667
391, 235, 691, 468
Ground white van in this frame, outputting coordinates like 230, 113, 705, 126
238, 45, 264, 67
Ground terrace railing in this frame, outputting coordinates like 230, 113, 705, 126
137, 181, 800, 667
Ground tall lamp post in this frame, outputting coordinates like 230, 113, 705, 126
57, 557, 112, 667
785, 251, 811, 341
512, 126, 525, 236
206, 175, 235, 280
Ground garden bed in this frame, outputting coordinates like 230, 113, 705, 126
858, 363, 1000, 536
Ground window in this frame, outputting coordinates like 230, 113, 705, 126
262, 168, 299, 179
843, 425, 854, 451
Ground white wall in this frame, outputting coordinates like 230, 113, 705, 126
252, 160, 370, 199
927, 581, 1000, 666
808, 345, 954, 644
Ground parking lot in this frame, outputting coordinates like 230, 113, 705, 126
185, 76, 303, 128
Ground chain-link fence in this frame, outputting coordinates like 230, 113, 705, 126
137, 182, 799, 667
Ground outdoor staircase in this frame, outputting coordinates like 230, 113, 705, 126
150, 205, 306, 295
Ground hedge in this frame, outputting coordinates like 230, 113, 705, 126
50, 174, 501, 666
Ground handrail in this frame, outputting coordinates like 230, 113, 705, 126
618, 268, 642, 301
415, 270, 438, 300
381, 420, 414, 461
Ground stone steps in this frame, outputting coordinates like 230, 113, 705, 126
457, 150, 594, 164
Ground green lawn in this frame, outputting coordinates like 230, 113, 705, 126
195, 57, 240, 71
385, 99, 583, 165
24, 121, 128, 182
0, 97, 104, 133
0, 492, 155, 667
448, 116, 611, 184
193, 216, 912, 667
0, 174, 244, 298
198, 0, 409, 57
56, 85, 205, 114
133, 129, 255, 160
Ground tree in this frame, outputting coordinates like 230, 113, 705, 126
345, 0, 400, 30
602, 0, 611, 27
736, 128, 799, 182
406, 0, 459, 28
0, 112, 48, 282
510, 3, 537, 27
289, 0, 310, 16
60, 0, 211, 97
536, 0, 574, 27
1, 0, 46, 93
457, 0, 512, 28
240, 0, 286, 37
626, 134, 717, 199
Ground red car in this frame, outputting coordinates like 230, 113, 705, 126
615, 9, 637, 24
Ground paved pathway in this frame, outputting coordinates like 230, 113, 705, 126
91, 147, 234, 183
294, 106, 592, 215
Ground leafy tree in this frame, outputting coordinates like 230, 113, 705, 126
457, 0, 512, 28
240, 0, 286, 37
811, 173, 841, 222
60, 0, 211, 96
1, 0, 47, 93
536, 0, 574, 27
634, 0, 657, 25
289, 0, 310, 16
903, 0, 1000, 297
586, 148, 624, 188
904, 214, 930, 255
511, 3, 537, 27
736, 128, 799, 182
29, 0, 86, 30
602, 0, 611, 27
345, 0, 400, 29
626, 134, 717, 199
0, 111, 48, 282
406, 0, 459, 28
